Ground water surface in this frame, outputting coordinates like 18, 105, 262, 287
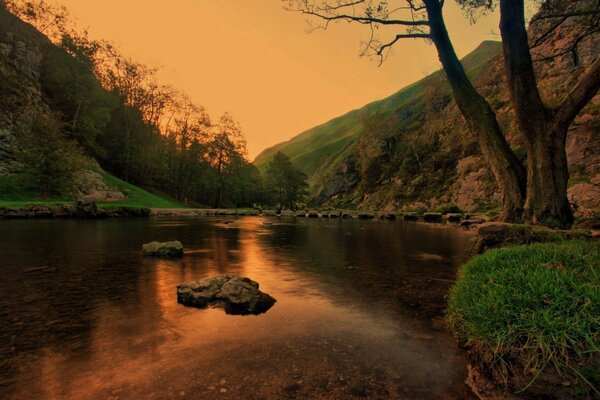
0, 216, 475, 399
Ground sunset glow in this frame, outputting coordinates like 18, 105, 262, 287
56, 0, 500, 158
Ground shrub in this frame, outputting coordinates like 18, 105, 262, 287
447, 241, 599, 399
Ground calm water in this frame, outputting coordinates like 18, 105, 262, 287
0, 216, 476, 399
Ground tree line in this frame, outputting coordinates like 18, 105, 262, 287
4, 0, 308, 209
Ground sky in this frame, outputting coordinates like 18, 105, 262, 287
56, 0, 501, 159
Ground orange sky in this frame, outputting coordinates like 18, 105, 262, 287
56, 0, 501, 159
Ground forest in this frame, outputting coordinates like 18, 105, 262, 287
2, 0, 307, 209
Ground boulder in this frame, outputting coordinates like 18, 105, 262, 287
445, 213, 462, 222
307, 211, 319, 218
403, 212, 418, 221
423, 212, 443, 222
142, 241, 184, 257
177, 274, 276, 315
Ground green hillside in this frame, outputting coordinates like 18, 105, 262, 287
0, 171, 184, 209
253, 41, 502, 178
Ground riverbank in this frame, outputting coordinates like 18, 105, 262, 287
447, 239, 599, 399
0, 202, 150, 219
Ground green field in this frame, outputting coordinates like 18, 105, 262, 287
253, 41, 502, 181
0, 171, 184, 209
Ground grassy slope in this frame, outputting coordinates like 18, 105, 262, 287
0, 172, 184, 209
253, 41, 502, 178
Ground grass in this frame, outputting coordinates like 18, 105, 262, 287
447, 241, 600, 398
96, 172, 183, 209
0, 171, 184, 209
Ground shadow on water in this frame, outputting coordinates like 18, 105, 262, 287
0, 216, 476, 399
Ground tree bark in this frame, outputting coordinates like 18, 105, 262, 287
524, 122, 572, 226
499, 0, 575, 227
424, 0, 526, 221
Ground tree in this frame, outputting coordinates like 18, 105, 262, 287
207, 113, 248, 208
266, 151, 309, 210
285, 0, 600, 227
17, 113, 85, 197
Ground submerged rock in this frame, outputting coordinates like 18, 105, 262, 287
142, 241, 184, 257
177, 274, 276, 315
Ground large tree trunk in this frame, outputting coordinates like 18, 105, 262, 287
498, 0, 595, 227
424, 0, 526, 221
524, 122, 573, 226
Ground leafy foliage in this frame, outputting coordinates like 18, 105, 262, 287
265, 151, 309, 210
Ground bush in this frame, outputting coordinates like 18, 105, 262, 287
447, 241, 599, 399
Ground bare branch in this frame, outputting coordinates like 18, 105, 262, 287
298, 9, 429, 26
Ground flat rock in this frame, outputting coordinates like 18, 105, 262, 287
423, 212, 443, 222
177, 274, 276, 315
142, 241, 184, 257
403, 212, 418, 221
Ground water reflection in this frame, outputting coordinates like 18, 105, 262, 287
0, 217, 475, 399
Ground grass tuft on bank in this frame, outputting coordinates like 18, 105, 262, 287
447, 241, 599, 398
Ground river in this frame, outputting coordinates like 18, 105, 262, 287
0, 216, 476, 399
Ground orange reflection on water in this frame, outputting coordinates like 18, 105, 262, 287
6, 217, 476, 399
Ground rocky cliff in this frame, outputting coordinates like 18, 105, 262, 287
0, 7, 124, 201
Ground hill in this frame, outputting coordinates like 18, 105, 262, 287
254, 28, 599, 218
253, 41, 502, 179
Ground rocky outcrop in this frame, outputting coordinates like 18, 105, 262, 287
0, 8, 45, 176
568, 175, 600, 218
177, 274, 276, 315
142, 241, 184, 258
71, 170, 125, 202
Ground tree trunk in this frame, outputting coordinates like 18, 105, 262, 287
425, 0, 526, 221
498, 0, 587, 227
524, 123, 573, 226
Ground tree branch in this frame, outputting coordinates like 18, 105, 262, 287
554, 55, 600, 129
376, 33, 431, 55
299, 9, 429, 26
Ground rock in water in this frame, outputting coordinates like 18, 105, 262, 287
177, 274, 276, 315
142, 241, 184, 257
